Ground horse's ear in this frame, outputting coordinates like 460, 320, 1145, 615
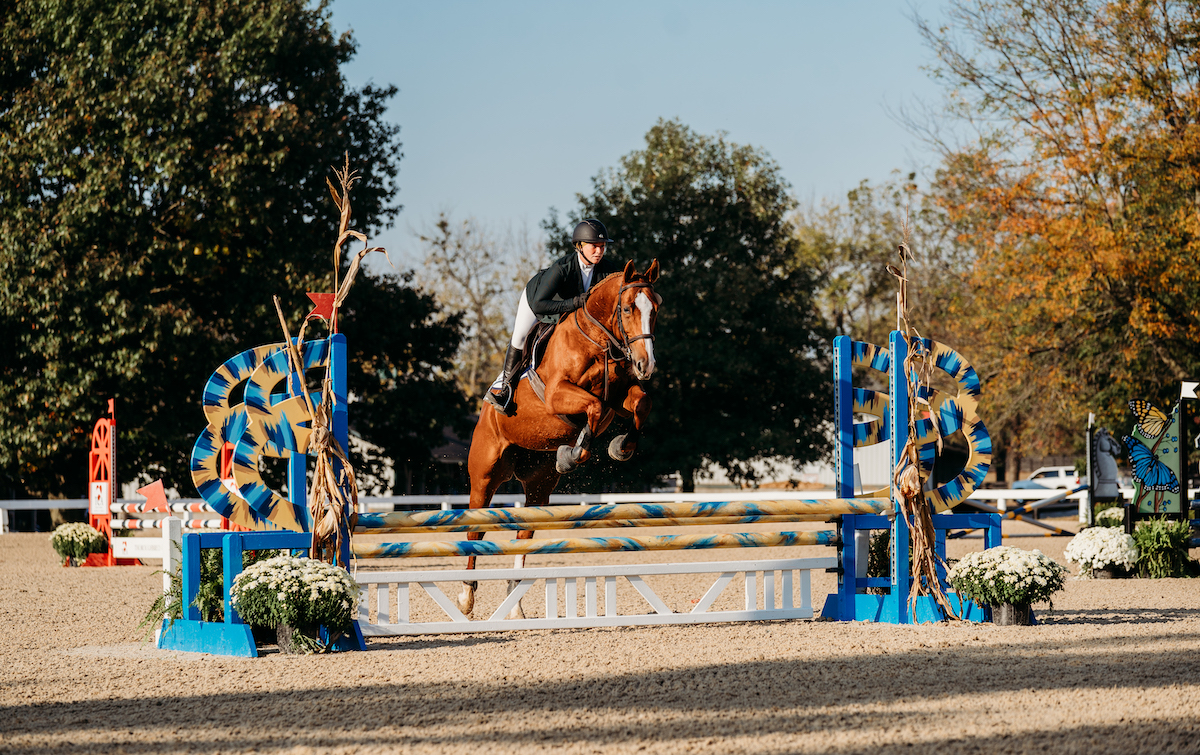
623, 259, 636, 282
646, 259, 659, 283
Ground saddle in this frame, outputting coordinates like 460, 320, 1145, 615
517, 319, 556, 377
516, 319, 613, 430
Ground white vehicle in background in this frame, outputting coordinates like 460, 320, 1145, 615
1024, 465, 1080, 489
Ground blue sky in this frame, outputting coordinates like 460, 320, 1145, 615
327, 1, 951, 263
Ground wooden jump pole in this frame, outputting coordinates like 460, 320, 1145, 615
354, 514, 844, 534
355, 499, 889, 534
351, 529, 838, 559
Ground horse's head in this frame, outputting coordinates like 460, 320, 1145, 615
615, 259, 660, 380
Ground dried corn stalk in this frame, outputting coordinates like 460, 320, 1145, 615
271, 154, 387, 567
886, 233, 958, 622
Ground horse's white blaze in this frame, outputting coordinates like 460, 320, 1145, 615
635, 292, 656, 377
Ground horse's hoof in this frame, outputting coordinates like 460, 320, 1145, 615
556, 445, 578, 474
503, 579, 527, 620
457, 583, 476, 616
608, 434, 636, 462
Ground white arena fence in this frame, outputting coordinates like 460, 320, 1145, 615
2, 488, 1151, 535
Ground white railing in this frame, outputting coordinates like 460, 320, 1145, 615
353, 556, 834, 635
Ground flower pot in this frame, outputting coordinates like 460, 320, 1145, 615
992, 602, 1033, 626
1091, 565, 1127, 579
275, 623, 322, 655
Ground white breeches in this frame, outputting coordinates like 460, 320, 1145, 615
490, 293, 538, 390
509, 293, 538, 349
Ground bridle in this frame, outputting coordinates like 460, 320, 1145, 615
573, 279, 657, 398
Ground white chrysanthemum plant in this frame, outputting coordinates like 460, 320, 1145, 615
50, 522, 107, 565
1065, 527, 1138, 576
1095, 507, 1125, 527
946, 546, 1068, 609
230, 555, 361, 653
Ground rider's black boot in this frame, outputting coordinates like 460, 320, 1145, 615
484, 344, 523, 416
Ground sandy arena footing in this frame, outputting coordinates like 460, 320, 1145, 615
2, 520, 1198, 754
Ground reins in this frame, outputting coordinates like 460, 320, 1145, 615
572, 279, 656, 401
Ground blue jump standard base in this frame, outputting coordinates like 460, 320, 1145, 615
157, 530, 366, 657
819, 511, 1004, 623
820, 331, 1009, 625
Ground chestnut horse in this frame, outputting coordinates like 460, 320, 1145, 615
457, 259, 661, 616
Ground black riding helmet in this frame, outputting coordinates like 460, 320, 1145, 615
571, 218, 617, 246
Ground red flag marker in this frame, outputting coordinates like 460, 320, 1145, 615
306, 292, 336, 321
136, 479, 168, 513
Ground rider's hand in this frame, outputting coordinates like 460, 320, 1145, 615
571, 294, 587, 311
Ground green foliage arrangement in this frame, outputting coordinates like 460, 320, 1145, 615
230, 555, 360, 654
138, 547, 279, 640
1132, 518, 1197, 579
49, 523, 106, 564
1094, 507, 1125, 528
866, 530, 892, 595
546, 119, 832, 491
946, 546, 1067, 608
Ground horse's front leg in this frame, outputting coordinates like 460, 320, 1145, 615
545, 382, 604, 474
457, 541, 482, 616
609, 385, 652, 461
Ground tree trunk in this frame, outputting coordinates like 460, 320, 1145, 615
680, 467, 696, 493
991, 432, 1008, 483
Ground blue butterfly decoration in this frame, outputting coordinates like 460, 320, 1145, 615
1122, 436, 1180, 494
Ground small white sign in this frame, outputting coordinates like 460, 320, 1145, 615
89, 481, 110, 516
112, 537, 167, 560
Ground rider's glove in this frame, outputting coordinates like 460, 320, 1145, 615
571, 294, 588, 311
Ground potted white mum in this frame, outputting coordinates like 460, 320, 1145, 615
50, 522, 106, 566
946, 546, 1068, 625
1065, 527, 1138, 578
230, 555, 361, 654
1094, 507, 1125, 528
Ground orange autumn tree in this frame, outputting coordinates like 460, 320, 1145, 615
917, 0, 1200, 450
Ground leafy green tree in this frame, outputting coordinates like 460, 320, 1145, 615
916, 0, 1200, 468
545, 119, 832, 491
0, 0, 460, 498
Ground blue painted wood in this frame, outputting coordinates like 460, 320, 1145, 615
889, 330, 911, 624
935, 527, 947, 585
855, 514, 892, 529
158, 618, 258, 657
321, 620, 368, 652
853, 592, 988, 623
222, 533, 244, 625
288, 366, 311, 532
330, 333, 351, 568
238, 532, 312, 551
182, 534, 202, 621
839, 514, 856, 621
834, 335, 854, 499
983, 513, 1002, 549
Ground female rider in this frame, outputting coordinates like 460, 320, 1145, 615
484, 218, 624, 415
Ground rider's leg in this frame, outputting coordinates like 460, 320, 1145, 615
484, 293, 537, 414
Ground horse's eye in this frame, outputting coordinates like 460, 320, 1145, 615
623, 306, 632, 314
